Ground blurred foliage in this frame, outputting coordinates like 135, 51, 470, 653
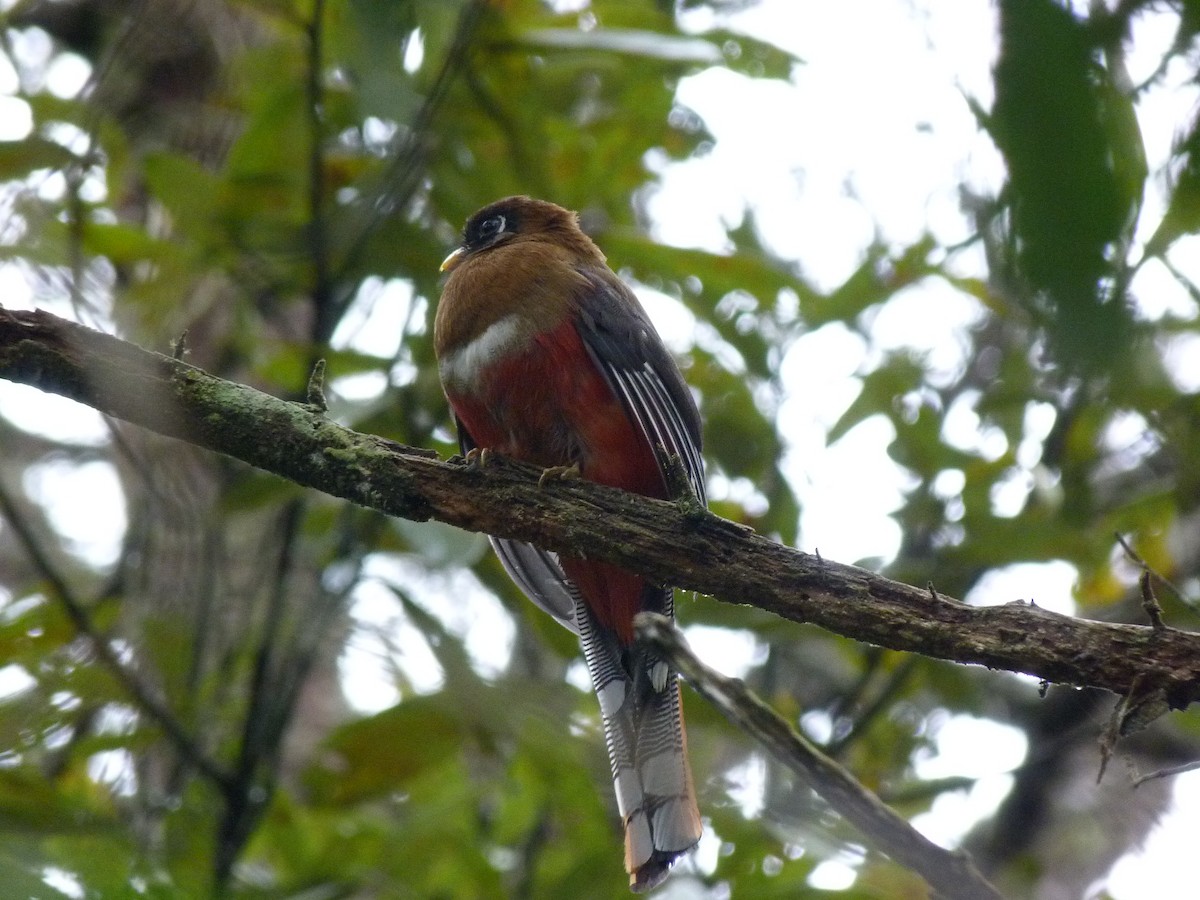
0, 0, 1199, 898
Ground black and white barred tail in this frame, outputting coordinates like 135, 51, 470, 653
574, 588, 702, 892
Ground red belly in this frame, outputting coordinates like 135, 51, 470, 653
446, 318, 665, 641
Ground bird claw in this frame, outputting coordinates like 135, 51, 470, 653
538, 462, 580, 489
465, 447, 492, 469
649, 659, 670, 693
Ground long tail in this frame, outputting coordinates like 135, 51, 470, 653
574, 588, 702, 893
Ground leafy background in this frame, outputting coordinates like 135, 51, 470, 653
1, 0, 1200, 897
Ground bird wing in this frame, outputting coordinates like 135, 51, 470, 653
567, 269, 707, 887
454, 417, 579, 634
571, 267, 706, 505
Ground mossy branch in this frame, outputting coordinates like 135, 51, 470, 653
2, 305, 1199, 714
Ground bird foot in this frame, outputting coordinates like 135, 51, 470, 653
465, 447, 493, 469
538, 462, 580, 489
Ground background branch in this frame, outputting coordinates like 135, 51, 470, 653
635, 612, 1004, 900
2, 305, 1199, 712
0, 469, 234, 792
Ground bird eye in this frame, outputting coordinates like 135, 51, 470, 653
478, 214, 505, 239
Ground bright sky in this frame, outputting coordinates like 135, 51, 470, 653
3, 1, 1200, 897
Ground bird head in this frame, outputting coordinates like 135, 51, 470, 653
440, 196, 604, 272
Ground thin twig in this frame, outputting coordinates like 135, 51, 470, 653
333, 0, 487, 285
215, 496, 307, 889
1115, 531, 1188, 626
305, 0, 337, 348
306, 358, 328, 411
826, 654, 919, 759
1099, 673, 1142, 784
1132, 758, 1200, 788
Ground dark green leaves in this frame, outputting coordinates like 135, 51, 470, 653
990, 0, 1141, 373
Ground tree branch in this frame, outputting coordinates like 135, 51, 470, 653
3, 305, 1200, 713
635, 613, 1004, 900
0, 465, 235, 792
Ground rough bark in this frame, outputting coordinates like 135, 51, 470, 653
3, 304, 1199, 717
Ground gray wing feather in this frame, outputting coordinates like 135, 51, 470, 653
489, 536, 577, 633
455, 417, 577, 633
573, 269, 706, 504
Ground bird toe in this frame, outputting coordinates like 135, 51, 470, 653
538, 462, 581, 488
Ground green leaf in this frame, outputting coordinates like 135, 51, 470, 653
305, 698, 465, 805
80, 222, 180, 266
0, 138, 76, 180
0, 770, 114, 834
990, 0, 1136, 371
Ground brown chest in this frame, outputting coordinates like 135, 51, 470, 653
434, 238, 585, 361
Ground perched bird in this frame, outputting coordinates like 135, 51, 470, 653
436, 197, 705, 892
